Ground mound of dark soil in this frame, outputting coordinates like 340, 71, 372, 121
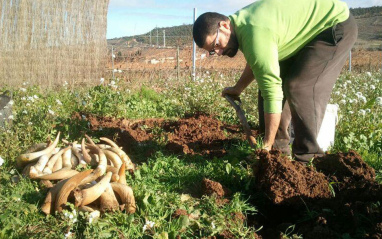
201, 178, 231, 198
255, 149, 332, 205
253, 149, 382, 238
82, 112, 257, 158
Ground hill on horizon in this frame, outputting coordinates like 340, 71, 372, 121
108, 6, 382, 50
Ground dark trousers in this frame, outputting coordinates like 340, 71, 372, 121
258, 14, 358, 162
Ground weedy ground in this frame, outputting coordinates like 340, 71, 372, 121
0, 70, 381, 238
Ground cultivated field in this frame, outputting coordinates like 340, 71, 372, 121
105, 47, 382, 83
0, 69, 381, 238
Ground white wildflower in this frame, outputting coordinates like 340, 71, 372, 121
366, 72, 372, 77
346, 80, 351, 84
100, 78, 105, 84
376, 97, 382, 106
349, 111, 354, 114
8, 100, 14, 105
56, 99, 63, 105
148, 221, 155, 227
21, 97, 26, 100
211, 222, 216, 229
0, 156, 4, 166
143, 220, 155, 231
334, 91, 340, 95
348, 99, 353, 104
366, 109, 371, 113
26, 103, 30, 106
20, 88, 26, 92
339, 99, 346, 104
8, 115, 14, 120
33, 95, 38, 99
27, 96, 34, 102
88, 211, 100, 224
28, 122, 33, 125
48, 109, 55, 115
370, 85, 376, 90
359, 109, 366, 116
64, 231, 72, 238
22, 110, 27, 114
15, 197, 21, 201
110, 80, 116, 85
359, 96, 367, 103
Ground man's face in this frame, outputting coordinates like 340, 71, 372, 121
203, 21, 239, 58
222, 31, 239, 57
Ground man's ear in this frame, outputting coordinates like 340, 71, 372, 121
218, 20, 230, 30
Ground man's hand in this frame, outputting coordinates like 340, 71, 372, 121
221, 86, 242, 99
222, 63, 255, 99
262, 144, 272, 151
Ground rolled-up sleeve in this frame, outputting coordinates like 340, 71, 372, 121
241, 27, 283, 113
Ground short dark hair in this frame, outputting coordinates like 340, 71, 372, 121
193, 12, 228, 48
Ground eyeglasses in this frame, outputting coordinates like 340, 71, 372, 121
209, 28, 220, 55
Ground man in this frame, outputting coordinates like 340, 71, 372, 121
193, 0, 357, 163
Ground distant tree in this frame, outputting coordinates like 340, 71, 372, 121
350, 6, 382, 18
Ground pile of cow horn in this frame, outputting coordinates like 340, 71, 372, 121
17, 132, 136, 215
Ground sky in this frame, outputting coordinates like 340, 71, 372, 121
107, 0, 382, 39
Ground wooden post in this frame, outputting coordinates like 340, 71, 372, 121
112, 46, 115, 79
177, 46, 180, 81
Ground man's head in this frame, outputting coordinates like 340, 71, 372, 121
193, 12, 239, 57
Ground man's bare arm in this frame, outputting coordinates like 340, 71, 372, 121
222, 63, 280, 150
263, 112, 281, 149
222, 63, 254, 97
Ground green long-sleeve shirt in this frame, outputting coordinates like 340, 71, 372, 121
229, 0, 349, 113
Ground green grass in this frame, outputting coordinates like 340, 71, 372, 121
0, 71, 381, 238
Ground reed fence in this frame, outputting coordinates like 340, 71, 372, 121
0, 0, 110, 87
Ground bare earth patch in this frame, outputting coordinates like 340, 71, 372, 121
74, 113, 382, 238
